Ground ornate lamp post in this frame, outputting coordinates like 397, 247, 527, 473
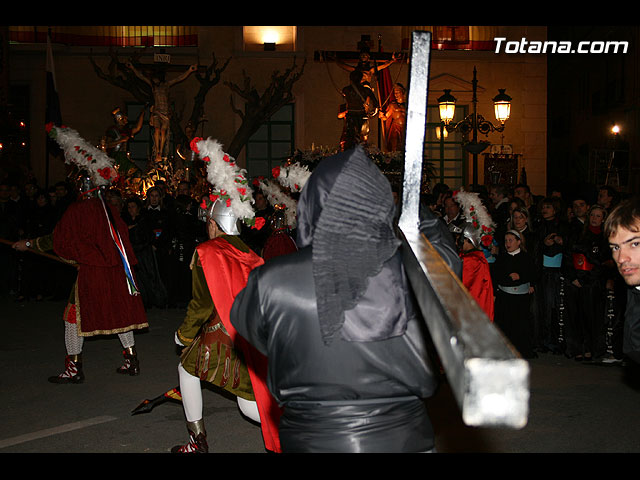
438, 66, 512, 186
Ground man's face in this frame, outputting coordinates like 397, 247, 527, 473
489, 189, 502, 205
513, 187, 529, 202
572, 199, 589, 219
444, 197, 459, 219
178, 183, 190, 196
609, 222, 640, 286
148, 190, 161, 206
598, 189, 612, 207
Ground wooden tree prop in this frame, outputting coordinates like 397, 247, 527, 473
224, 57, 305, 159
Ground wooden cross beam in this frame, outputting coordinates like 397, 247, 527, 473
399, 31, 530, 429
313, 34, 403, 63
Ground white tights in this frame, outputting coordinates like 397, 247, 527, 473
177, 363, 260, 424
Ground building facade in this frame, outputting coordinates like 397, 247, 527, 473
3, 26, 547, 196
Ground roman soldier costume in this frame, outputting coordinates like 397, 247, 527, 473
25, 125, 148, 383
454, 189, 496, 322
171, 138, 281, 454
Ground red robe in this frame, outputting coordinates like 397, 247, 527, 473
197, 238, 282, 453
461, 249, 495, 322
52, 197, 148, 336
262, 229, 297, 261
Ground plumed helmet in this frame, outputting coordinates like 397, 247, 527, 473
206, 198, 240, 235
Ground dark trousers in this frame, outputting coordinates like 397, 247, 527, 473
564, 276, 606, 358
538, 268, 564, 352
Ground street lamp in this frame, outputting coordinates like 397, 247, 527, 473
438, 66, 512, 186
605, 124, 621, 186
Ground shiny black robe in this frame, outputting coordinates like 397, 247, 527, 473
230, 148, 439, 452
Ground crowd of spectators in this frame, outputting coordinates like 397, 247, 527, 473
423, 181, 629, 364
1, 174, 631, 365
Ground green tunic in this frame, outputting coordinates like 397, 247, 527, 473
177, 236, 255, 401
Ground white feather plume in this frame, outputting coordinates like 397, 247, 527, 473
191, 137, 256, 223
47, 125, 116, 187
275, 163, 311, 192
454, 188, 495, 234
258, 179, 298, 228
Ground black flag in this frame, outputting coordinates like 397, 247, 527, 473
45, 30, 62, 127
45, 30, 62, 186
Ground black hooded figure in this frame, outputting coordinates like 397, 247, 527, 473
230, 147, 439, 453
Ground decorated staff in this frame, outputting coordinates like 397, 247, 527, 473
168, 137, 281, 454
12, 123, 148, 385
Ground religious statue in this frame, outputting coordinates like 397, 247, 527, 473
379, 83, 407, 152
126, 62, 198, 162
101, 106, 146, 174
176, 120, 198, 166
334, 47, 399, 87
338, 69, 379, 151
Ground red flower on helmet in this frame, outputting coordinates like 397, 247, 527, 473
190, 137, 203, 153
98, 167, 112, 179
272, 166, 281, 178
252, 217, 266, 230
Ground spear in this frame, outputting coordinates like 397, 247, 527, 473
131, 386, 182, 415
0, 238, 78, 268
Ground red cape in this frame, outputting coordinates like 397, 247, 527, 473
197, 237, 282, 453
461, 249, 494, 322
52, 197, 147, 335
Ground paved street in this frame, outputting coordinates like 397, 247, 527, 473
1, 293, 640, 454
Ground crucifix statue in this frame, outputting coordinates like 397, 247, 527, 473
126, 61, 197, 162
315, 34, 402, 151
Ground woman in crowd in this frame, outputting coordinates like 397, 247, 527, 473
563, 204, 615, 361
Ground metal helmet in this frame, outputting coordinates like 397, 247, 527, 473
205, 198, 240, 235
78, 172, 97, 198
269, 205, 287, 231
461, 221, 482, 249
